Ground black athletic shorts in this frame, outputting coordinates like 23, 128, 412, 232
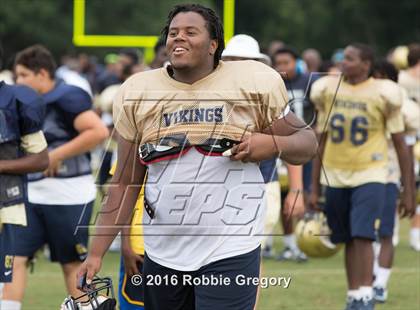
143, 246, 261, 310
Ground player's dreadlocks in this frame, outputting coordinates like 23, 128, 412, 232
161, 3, 225, 68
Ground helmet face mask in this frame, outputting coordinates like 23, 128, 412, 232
61, 277, 116, 310
296, 212, 343, 258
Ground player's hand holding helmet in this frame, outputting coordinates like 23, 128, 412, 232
77, 255, 103, 292
295, 212, 342, 258
61, 277, 116, 310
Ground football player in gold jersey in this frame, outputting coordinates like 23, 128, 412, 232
398, 43, 420, 251
78, 4, 317, 310
310, 43, 415, 310
371, 60, 419, 303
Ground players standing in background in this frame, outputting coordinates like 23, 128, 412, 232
272, 46, 316, 262
267, 40, 285, 59
398, 43, 420, 251
220, 34, 305, 308
0, 45, 13, 85
371, 60, 419, 303
221, 34, 305, 260
148, 38, 168, 70
56, 54, 93, 98
2, 45, 108, 310
398, 44, 420, 104
310, 43, 415, 310
302, 48, 322, 74
96, 53, 121, 94
0, 43, 49, 310
272, 47, 316, 139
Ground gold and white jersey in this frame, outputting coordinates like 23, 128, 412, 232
399, 70, 420, 103
113, 60, 288, 146
311, 76, 404, 187
112, 60, 289, 271
387, 88, 420, 184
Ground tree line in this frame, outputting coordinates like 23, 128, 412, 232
1, 0, 418, 68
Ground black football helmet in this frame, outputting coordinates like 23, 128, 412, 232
61, 277, 116, 310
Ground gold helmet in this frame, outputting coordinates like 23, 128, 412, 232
296, 212, 342, 258
391, 46, 409, 70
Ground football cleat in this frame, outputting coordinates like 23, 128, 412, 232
409, 227, 420, 252
61, 277, 116, 310
295, 212, 343, 258
343, 296, 359, 310
410, 241, 420, 252
373, 286, 388, 303
261, 245, 275, 259
276, 247, 308, 262
357, 296, 376, 310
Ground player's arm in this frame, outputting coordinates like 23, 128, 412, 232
229, 71, 317, 165
406, 141, 416, 208
229, 112, 317, 165
386, 83, 415, 217
46, 110, 109, 176
268, 113, 318, 164
308, 131, 327, 210
0, 90, 50, 174
58, 110, 109, 158
0, 132, 49, 174
284, 163, 304, 217
401, 95, 420, 209
121, 228, 143, 276
306, 76, 329, 210
109, 161, 144, 277
0, 148, 48, 174
78, 135, 146, 286
392, 132, 415, 217
286, 163, 303, 192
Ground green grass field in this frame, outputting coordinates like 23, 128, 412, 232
22, 217, 420, 310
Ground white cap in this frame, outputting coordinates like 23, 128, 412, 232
222, 34, 270, 64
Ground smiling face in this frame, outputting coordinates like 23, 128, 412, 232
166, 11, 217, 71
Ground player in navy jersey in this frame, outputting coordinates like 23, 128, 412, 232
0, 43, 49, 310
2, 45, 108, 310
272, 46, 316, 262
